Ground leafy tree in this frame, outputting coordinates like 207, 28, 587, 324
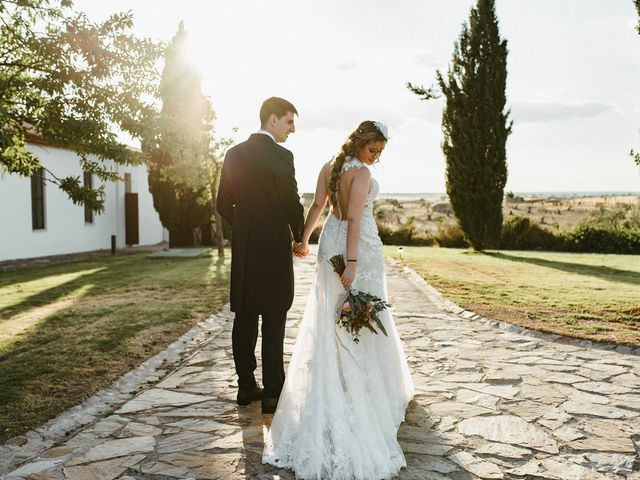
0, 0, 162, 212
410, 0, 511, 251
145, 22, 227, 249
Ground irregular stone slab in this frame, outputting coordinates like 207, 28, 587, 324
66, 436, 155, 466
429, 401, 495, 418
483, 371, 522, 383
573, 381, 632, 395
6, 458, 65, 477
137, 460, 193, 478
583, 363, 629, 377
554, 384, 609, 405
165, 418, 239, 434
518, 382, 566, 404
143, 451, 239, 479
156, 431, 216, 453
458, 415, 558, 454
610, 372, 640, 388
569, 436, 636, 453
398, 426, 465, 447
562, 400, 638, 419
156, 366, 205, 389
464, 384, 520, 399
504, 355, 580, 367
563, 452, 636, 476
119, 422, 163, 437
116, 389, 215, 414
78, 415, 130, 438
611, 393, 640, 411
552, 425, 585, 442
474, 442, 531, 459
436, 416, 457, 432
41, 445, 75, 459
537, 408, 573, 430
403, 453, 459, 474
399, 441, 453, 456
508, 457, 611, 479
455, 389, 499, 409
155, 400, 235, 418
532, 371, 588, 384
64, 454, 145, 480
500, 400, 545, 422
441, 372, 485, 383
448, 451, 503, 479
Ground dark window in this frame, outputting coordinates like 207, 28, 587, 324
31, 167, 46, 230
84, 171, 93, 224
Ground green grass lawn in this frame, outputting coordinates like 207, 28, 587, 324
0, 250, 230, 443
385, 246, 640, 348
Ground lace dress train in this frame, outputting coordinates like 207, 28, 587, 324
263, 159, 414, 479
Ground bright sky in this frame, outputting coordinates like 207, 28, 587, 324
76, 0, 640, 194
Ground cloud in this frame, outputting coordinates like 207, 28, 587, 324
336, 61, 358, 72
511, 101, 618, 124
298, 105, 405, 133
413, 51, 441, 69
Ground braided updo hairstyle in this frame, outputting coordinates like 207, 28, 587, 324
328, 120, 387, 198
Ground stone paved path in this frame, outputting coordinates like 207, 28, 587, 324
2, 249, 639, 479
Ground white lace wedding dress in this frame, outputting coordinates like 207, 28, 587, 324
262, 158, 415, 479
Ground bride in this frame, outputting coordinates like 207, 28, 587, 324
262, 120, 414, 479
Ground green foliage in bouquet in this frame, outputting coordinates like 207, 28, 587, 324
329, 254, 390, 343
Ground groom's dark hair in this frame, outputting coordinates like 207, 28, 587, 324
260, 97, 298, 127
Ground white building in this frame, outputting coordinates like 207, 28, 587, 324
0, 141, 167, 263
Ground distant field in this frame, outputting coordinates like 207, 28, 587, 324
374, 194, 640, 237
385, 246, 640, 348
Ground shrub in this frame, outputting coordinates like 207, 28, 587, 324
376, 220, 434, 246
563, 226, 640, 254
434, 224, 468, 248
499, 216, 563, 251
580, 201, 640, 230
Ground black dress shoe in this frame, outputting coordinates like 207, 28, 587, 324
237, 385, 262, 406
261, 395, 279, 414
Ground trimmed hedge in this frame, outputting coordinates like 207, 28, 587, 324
564, 225, 640, 254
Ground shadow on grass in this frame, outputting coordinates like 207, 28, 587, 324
0, 252, 230, 443
0, 268, 104, 320
485, 252, 640, 287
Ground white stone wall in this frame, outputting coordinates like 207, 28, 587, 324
0, 143, 167, 262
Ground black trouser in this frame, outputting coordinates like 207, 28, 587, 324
232, 311, 287, 398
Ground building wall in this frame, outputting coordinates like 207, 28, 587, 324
0, 143, 167, 262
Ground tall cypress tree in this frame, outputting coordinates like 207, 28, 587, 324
425, 0, 511, 251
146, 22, 213, 247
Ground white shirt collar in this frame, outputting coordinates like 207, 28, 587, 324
256, 129, 276, 142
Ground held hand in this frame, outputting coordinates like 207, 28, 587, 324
292, 241, 309, 258
294, 242, 309, 257
341, 262, 356, 289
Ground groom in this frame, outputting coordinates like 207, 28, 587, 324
216, 97, 306, 414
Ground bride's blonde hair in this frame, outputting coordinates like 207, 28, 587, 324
328, 121, 387, 197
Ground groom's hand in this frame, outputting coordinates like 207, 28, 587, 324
292, 241, 309, 258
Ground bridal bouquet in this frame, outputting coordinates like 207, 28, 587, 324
328, 254, 389, 343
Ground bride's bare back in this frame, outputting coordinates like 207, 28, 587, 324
325, 163, 367, 220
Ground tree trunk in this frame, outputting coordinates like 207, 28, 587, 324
169, 227, 194, 247
200, 221, 214, 246
213, 211, 225, 257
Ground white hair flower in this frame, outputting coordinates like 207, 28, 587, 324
373, 121, 390, 140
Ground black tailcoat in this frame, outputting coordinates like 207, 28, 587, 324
216, 134, 305, 314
